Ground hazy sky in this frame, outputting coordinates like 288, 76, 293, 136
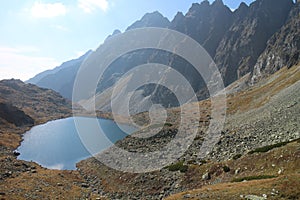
0, 0, 255, 81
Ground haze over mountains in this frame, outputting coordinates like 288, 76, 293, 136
27, 0, 299, 111
26, 51, 92, 100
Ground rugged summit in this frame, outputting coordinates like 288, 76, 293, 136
126, 11, 170, 30
170, 0, 233, 57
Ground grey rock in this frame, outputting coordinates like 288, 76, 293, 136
245, 194, 267, 200
202, 172, 211, 180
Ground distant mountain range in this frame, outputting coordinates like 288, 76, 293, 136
26, 51, 92, 99
27, 0, 300, 113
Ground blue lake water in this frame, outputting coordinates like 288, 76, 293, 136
17, 117, 136, 170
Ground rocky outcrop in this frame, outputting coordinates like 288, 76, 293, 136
0, 79, 72, 124
251, 2, 300, 83
0, 103, 34, 127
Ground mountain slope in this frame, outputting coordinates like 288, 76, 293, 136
77, 64, 300, 200
81, 0, 297, 113
0, 79, 71, 125
252, 2, 300, 83
0, 103, 34, 127
27, 0, 299, 113
214, 0, 294, 85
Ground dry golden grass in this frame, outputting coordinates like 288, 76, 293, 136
166, 141, 300, 200
166, 174, 300, 200
0, 132, 22, 149
227, 65, 300, 115
2, 167, 89, 199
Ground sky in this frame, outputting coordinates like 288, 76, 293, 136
0, 0, 255, 81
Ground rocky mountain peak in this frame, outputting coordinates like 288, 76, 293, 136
173, 11, 184, 20
186, 0, 231, 20
199, 0, 210, 7
237, 2, 249, 11
187, 2, 209, 17
178, 0, 233, 57
112, 29, 121, 35
233, 2, 249, 19
211, 0, 224, 7
126, 11, 170, 31
169, 12, 186, 33
105, 29, 122, 42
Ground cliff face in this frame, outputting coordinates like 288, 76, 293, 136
214, 0, 294, 85
252, 3, 300, 83
170, 0, 234, 57
152, 0, 295, 86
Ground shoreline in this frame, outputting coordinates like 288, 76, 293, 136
15, 114, 138, 171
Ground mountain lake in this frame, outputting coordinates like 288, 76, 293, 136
17, 117, 137, 170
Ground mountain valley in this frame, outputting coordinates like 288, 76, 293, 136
0, 0, 299, 199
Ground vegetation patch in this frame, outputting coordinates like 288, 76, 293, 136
222, 166, 230, 173
232, 154, 242, 160
164, 122, 173, 127
166, 161, 188, 173
232, 175, 276, 182
201, 160, 207, 164
187, 160, 196, 165
248, 141, 289, 154
194, 135, 203, 141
